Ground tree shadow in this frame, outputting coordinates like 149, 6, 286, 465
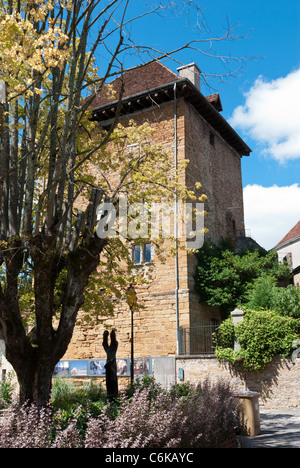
222, 356, 296, 405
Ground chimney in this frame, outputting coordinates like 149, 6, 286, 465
177, 63, 201, 91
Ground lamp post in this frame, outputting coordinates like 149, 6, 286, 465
126, 284, 137, 385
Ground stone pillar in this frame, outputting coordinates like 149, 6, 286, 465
231, 308, 244, 351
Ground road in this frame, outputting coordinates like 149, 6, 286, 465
240, 409, 300, 448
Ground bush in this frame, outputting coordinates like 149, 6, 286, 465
0, 372, 16, 409
85, 378, 239, 448
51, 378, 107, 413
0, 401, 54, 448
245, 275, 277, 310
125, 373, 162, 400
245, 278, 300, 318
0, 378, 240, 448
194, 239, 291, 318
216, 309, 300, 371
271, 285, 300, 318
51, 378, 107, 437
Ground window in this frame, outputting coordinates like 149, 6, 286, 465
209, 131, 215, 146
132, 243, 152, 265
232, 219, 236, 236
133, 245, 141, 264
144, 243, 151, 263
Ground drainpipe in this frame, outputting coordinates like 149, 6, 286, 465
174, 82, 180, 355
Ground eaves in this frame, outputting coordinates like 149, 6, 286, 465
91, 78, 251, 157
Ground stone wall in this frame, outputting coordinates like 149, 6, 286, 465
184, 99, 245, 246
175, 355, 300, 409
64, 93, 247, 364
3, 342, 299, 410
64, 98, 218, 363
64, 100, 191, 362
294, 271, 300, 287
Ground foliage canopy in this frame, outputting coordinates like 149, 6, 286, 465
194, 238, 292, 317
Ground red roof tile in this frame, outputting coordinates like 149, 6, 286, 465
275, 219, 300, 247
84, 60, 251, 156
206, 93, 223, 111
90, 61, 180, 109
87, 61, 222, 111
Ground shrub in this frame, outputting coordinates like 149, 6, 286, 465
245, 278, 300, 318
125, 373, 162, 400
0, 372, 16, 409
194, 239, 291, 317
0, 378, 240, 448
51, 378, 106, 413
51, 405, 85, 448
85, 389, 183, 448
271, 285, 300, 318
216, 309, 300, 371
245, 275, 277, 310
0, 401, 53, 448
85, 378, 239, 448
51, 378, 107, 437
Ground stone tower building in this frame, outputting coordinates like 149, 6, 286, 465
58, 61, 251, 380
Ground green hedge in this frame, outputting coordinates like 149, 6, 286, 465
215, 309, 300, 371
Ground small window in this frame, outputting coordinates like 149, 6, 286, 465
133, 245, 141, 265
132, 243, 152, 265
144, 243, 151, 263
209, 132, 215, 146
232, 219, 236, 232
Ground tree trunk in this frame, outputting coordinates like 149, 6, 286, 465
15, 358, 56, 408
3, 323, 61, 408
103, 330, 118, 402
0, 234, 106, 407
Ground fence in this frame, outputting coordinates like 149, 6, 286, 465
178, 322, 220, 355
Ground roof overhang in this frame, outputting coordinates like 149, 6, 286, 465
91, 78, 251, 157
272, 234, 300, 251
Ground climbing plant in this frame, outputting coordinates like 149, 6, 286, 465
215, 309, 300, 372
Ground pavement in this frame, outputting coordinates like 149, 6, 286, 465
239, 409, 300, 448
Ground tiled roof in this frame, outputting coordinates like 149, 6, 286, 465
275, 219, 300, 248
89, 61, 222, 111
86, 60, 251, 156
90, 61, 180, 109
206, 93, 223, 112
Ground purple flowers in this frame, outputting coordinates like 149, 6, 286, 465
0, 378, 239, 448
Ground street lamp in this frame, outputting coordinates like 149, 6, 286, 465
126, 284, 137, 385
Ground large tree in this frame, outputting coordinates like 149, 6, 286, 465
0, 0, 250, 407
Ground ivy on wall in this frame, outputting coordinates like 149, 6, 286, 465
215, 309, 300, 372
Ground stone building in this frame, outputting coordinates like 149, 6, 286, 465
55, 61, 251, 382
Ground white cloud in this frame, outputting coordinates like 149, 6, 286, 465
243, 184, 300, 250
230, 68, 300, 163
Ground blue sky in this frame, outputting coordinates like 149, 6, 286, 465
98, 1, 300, 250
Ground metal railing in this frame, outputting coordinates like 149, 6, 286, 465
178, 322, 220, 355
